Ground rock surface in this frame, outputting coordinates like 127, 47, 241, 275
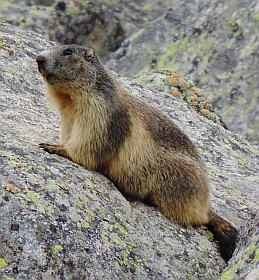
0, 0, 173, 62
106, 0, 259, 145
1, 0, 259, 144
0, 21, 259, 279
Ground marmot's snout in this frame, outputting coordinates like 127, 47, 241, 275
36, 50, 52, 76
36, 54, 46, 74
36, 54, 46, 65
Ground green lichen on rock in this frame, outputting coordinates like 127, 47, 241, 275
1, 0, 14, 9
131, 29, 144, 40
3, 277, 15, 280
52, 244, 63, 255
0, 258, 7, 269
102, 0, 118, 4
0, 38, 6, 47
157, 38, 189, 70
220, 214, 259, 279
253, 14, 259, 22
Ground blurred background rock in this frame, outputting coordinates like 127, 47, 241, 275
1, 0, 259, 145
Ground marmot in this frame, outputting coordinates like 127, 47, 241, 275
36, 44, 237, 262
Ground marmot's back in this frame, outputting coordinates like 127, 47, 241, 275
36, 44, 238, 262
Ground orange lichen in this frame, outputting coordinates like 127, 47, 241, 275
167, 76, 179, 86
171, 90, 180, 97
3, 183, 21, 194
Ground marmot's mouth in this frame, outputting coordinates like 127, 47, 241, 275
46, 73, 57, 85
38, 67, 56, 84
38, 66, 48, 77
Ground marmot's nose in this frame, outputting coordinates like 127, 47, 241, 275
36, 54, 46, 65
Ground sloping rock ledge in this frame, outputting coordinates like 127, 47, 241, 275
0, 21, 259, 280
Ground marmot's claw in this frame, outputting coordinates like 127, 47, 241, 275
39, 143, 55, 154
39, 143, 47, 148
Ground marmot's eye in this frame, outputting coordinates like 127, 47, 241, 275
63, 49, 72, 56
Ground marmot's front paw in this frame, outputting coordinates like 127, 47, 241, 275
39, 143, 57, 154
39, 143, 68, 158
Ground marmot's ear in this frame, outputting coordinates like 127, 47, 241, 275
85, 48, 95, 61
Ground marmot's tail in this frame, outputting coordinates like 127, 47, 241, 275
206, 209, 238, 262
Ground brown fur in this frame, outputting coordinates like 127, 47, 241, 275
36, 44, 237, 262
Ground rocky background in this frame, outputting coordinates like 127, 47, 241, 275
0, 20, 259, 280
1, 0, 259, 144
0, 1, 259, 279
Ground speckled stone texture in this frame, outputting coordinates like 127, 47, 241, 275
0, 21, 259, 279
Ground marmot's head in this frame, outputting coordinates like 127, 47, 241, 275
36, 44, 103, 89
37, 44, 117, 102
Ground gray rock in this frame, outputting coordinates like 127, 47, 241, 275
106, 1, 259, 145
0, 0, 177, 62
2, 0, 259, 144
0, 21, 259, 279
0, 0, 127, 62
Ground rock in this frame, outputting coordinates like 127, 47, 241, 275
0, 0, 174, 62
133, 70, 227, 128
0, 21, 259, 279
2, 0, 259, 144
105, 1, 259, 145
0, 0, 128, 62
